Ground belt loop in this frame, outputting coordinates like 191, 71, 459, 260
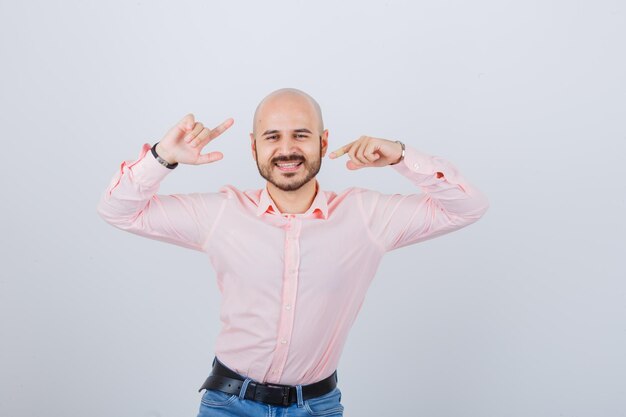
239, 378, 252, 400
295, 384, 304, 407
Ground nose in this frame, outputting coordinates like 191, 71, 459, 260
276, 137, 300, 158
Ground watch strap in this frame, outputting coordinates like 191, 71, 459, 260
151, 142, 179, 169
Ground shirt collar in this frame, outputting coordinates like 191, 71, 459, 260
255, 181, 328, 219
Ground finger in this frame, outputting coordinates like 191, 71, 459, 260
178, 113, 195, 131
186, 122, 205, 144
192, 127, 211, 148
196, 151, 224, 165
363, 141, 381, 163
348, 139, 367, 166
329, 140, 357, 159
329, 147, 347, 159
191, 127, 211, 148
352, 140, 371, 165
208, 118, 235, 140
184, 122, 204, 143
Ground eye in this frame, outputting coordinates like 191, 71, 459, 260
266, 135, 278, 141
295, 134, 308, 139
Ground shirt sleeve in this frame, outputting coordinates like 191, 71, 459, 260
357, 144, 490, 252
96, 143, 228, 252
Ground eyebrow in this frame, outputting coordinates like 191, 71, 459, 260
262, 128, 313, 136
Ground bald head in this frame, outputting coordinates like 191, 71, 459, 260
252, 88, 324, 137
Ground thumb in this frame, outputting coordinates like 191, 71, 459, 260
346, 160, 363, 170
196, 151, 224, 165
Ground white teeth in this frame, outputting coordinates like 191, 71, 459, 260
277, 162, 301, 167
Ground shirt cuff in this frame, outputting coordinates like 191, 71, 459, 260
125, 143, 175, 185
390, 145, 442, 183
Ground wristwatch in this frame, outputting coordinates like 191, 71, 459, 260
389, 140, 405, 165
151, 142, 179, 169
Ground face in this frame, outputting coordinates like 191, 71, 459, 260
251, 95, 328, 192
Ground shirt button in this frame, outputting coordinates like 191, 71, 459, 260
285, 304, 292, 310
281, 339, 287, 344
413, 163, 420, 169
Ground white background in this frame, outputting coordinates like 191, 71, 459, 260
1, 1, 625, 416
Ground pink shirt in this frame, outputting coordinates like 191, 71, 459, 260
97, 142, 489, 386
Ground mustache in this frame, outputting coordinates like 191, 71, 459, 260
272, 155, 305, 164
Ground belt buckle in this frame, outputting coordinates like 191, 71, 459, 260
255, 384, 290, 406
273, 384, 291, 406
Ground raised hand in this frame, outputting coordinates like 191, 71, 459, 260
155, 113, 234, 165
328, 135, 403, 170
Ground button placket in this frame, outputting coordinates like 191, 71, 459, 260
267, 217, 302, 383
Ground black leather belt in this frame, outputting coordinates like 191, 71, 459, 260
198, 357, 338, 406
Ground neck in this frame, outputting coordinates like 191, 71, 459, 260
266, 179, 318, 214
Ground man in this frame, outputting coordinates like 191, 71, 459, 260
97, 88, 489, 417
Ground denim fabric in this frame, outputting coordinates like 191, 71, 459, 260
196, 383, 344, 417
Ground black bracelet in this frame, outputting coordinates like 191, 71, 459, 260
151, 142, 178, 169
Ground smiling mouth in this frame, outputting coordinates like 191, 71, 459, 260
275, 161, 303, 172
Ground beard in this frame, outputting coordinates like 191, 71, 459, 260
255, 142, 322, 192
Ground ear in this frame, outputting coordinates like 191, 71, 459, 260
250, 132, 256, 160
320, 129, 329, 157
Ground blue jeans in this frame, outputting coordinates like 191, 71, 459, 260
196, 377, 345, 417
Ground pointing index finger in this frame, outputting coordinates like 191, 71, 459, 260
329, 142, 353, 159
208, 117, 235, 140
